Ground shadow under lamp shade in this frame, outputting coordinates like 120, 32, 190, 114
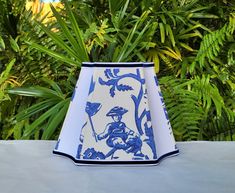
53, 62, 179, 165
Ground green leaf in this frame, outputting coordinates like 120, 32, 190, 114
115, 11, 151, 61
109, 0, 128, 15
63, 0, 89, 62
0, 59, 16, 85
0, 35, 5, 51
27, 41, 80, 66
178, 32, 202, 39
166, 24, 175, 47
8, 86, 64, 100
35, 19, 80, 62
179, 42, 194, 51
49, 3, 87, 63
13, 120, 26, 140
159, 23, 165, 43
9, 36, 20, 52
22, 99, 68, 139
191, 13, 219, 19
42, 98, 70, 139
15, 99, 57, 121
41, 78, 64, 98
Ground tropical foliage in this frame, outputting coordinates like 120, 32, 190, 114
0, 0, 234, 141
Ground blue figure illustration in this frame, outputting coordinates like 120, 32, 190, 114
99, 69, 157, 158
97, 106, 144, 159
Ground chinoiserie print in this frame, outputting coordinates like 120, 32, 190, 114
53, 62, 179, 165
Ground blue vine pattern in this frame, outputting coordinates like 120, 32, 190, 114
98, 69, 143, 97
57, 68, 179, 161
98, 68, 157, 159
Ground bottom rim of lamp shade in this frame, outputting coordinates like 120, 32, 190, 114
52, 149, 179, 166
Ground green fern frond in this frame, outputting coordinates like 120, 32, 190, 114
204, 109, 235, 141
160, 76, 205, 141
192, 75, 225, 116
190, 13, 235, 72
158, 52, 175, 70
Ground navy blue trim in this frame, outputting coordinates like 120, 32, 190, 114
53, 149, 179, 165
82, 62, 154, 68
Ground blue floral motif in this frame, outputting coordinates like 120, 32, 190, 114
83, 148, 105, 160
98, 68, 145, 97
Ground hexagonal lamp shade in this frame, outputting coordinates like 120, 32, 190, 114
53, 62, 179, 165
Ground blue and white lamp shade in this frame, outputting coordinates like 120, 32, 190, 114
53, 62, 179, 165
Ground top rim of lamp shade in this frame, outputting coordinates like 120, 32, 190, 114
82, 62, 154, 68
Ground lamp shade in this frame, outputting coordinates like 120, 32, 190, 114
53, 62, 179, 165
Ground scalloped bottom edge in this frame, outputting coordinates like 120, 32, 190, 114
53, 149, 179, 166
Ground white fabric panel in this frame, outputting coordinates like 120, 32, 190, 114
144, 67, 177, 158
55, 67, 93, 157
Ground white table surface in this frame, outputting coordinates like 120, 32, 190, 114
0, 141, 235, 193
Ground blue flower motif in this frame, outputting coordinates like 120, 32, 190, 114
83, 148, 105, 160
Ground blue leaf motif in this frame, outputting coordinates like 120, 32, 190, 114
99, 78, 115, 86
104, 69, 111, 79
104, 69, 115, 79
113, 69, 120, 76
117, 84, 133, 91
98, 77, 107, 85
88, 76, 95, 95
110, 86, 116, 97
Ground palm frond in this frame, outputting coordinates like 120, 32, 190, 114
113, 10, 151, 62
192, 75, 225, 116
7, 79, 70, 139
27, 0, 89, 67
